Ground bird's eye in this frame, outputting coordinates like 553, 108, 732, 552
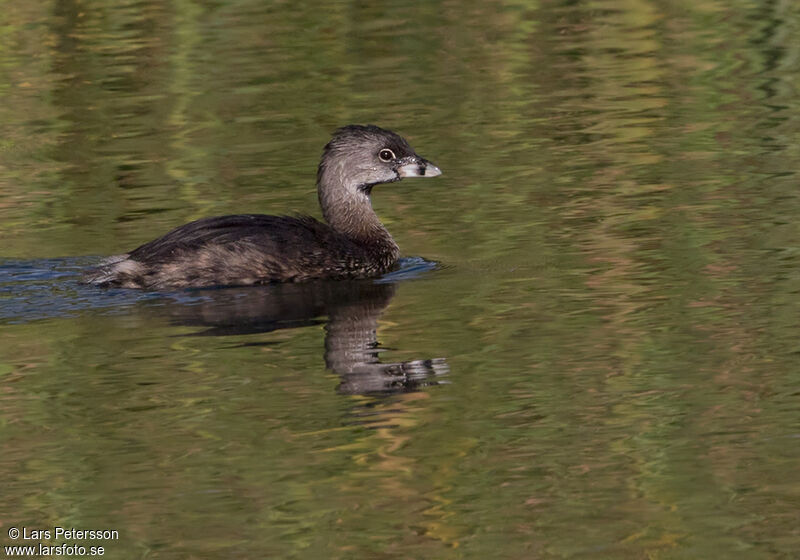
378, 149, 395, 162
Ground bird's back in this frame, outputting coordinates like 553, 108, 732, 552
85, 214, 398, 289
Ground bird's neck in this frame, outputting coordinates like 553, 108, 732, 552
317, 171, 400, 262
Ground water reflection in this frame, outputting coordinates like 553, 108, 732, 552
0, 255, 448, 394
164, 280, 449, 395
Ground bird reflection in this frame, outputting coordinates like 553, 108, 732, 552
164, 280, 448, 394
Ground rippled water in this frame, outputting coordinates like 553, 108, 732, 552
2, 1, 800, 558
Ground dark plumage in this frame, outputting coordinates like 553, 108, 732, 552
84, 125, 441, 289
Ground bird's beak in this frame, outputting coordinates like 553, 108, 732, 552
397, 157, 442, 178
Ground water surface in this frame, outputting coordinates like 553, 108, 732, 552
2, 1, 800, 558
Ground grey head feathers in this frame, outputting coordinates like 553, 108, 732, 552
318, 125, 440, 195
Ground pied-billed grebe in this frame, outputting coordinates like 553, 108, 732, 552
84, 125, 441, 289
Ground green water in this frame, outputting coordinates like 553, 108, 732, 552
2, 0, 800, 558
